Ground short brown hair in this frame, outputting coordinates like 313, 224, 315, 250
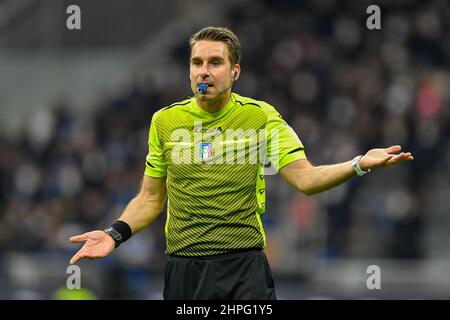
189, 26, 241, 66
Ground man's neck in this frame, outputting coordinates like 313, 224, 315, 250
196, 91, 232, 113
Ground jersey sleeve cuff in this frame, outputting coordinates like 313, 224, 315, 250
275, 150, 307, 172
144, 166, 167, 178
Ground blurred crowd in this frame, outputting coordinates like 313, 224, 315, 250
0, 0, 449, 298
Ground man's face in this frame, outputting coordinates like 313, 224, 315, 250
190, 40, 239, 100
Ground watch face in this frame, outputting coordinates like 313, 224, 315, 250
106, 228, 122, 241
352, 156, 366, 176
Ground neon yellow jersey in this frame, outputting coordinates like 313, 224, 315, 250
145, 93, 306, 256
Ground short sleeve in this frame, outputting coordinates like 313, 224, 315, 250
144, 113, 167, 177
265, 106, 307, 172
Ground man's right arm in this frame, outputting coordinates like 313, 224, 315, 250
69, 175, 167, 264
117, 174, 167, 234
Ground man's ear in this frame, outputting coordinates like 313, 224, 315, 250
232, 65, 241, 81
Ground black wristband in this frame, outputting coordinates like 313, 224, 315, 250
104, 220, 132, 248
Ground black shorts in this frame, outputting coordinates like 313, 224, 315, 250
163, 249, 277, 300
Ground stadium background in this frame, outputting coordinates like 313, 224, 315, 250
0, 0, 449, 299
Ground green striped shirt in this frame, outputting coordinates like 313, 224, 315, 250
145, 93, 306, 256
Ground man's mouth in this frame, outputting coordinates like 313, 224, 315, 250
197, 84, 213, 95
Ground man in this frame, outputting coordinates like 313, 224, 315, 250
69, 26, 413, 299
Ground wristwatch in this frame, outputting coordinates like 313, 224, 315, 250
104, 227, 122, 248
351, 155, 371, 176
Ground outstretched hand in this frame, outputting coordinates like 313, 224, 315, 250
69, 230, 115, 264
359, 145, 414, 171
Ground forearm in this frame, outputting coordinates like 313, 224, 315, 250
118, 194, 166, 234
297, 161, 355, 195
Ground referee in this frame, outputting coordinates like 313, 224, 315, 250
69, 26, 413, 299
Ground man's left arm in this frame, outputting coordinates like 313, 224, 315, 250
279, 145, 413, 196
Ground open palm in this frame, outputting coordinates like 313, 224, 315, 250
360, 145, 414, 170
69, 230, 115, 264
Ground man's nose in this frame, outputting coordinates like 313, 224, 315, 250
199, 62, 210, 77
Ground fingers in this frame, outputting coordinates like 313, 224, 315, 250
69, 231, 109, 264
70, 248, 85, 264
69, 233, 89, 264
69, 252, 96, 264
69, 246, 101, 264
384, 145, 401, 154
387, 152, 414, 165
380, 146, 414, 166
70, 253, 81, 265
70, 233, 88, 243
